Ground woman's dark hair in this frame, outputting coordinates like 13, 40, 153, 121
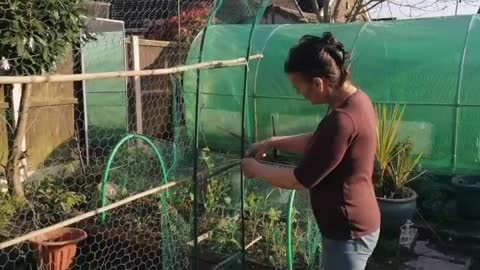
284, 32, 351, 88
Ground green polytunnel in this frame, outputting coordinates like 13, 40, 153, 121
183, 15, 480, 174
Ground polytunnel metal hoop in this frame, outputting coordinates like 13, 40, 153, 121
192, 1, 225, 269
239, 0, 270, 268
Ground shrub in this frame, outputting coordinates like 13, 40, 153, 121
0, 194, 24, 234
0, 0, 93, 199
0, 0, 93, 75
143, 3, 214, 43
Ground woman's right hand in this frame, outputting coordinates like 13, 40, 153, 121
246, 140, 271, 160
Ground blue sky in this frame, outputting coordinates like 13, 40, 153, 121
369, 0, 479, 19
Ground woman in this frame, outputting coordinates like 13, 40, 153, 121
241, 32, 380, 270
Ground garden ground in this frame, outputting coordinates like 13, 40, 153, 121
367, 200, 480, 270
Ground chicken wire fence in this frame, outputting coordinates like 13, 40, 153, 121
0, 0, 323, 269
1, 0, 209, 269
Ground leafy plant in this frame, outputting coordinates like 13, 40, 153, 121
375, 104, 404, 181
0, 193, 24, 234
210, 217, 241, 253
143, 2, 214, 43
200, 148, 231, 214
385, 140, 425, 197
24, 176, 86, 225
268, 225, 287, 267
204, 178, 230, 214
259, 206, 291, 267
375, 104, 425, 198
0, 0, 93, 75
265, 207, 281, 242
302, 213, 321, 269
168, 182, 194, 219
290, 207, 306, 263
0, 0, 94, 199
245, 189, 274, 240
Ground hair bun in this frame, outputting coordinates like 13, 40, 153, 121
297, 32, 349, 66
322, 32, 336, 45
322, 32, 349, 65
299, 35, 323, 44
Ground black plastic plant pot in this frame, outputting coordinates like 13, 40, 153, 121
377, 187, 418, 235
452, 175, 480, 220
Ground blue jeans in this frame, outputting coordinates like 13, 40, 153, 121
322, 229, 380, 270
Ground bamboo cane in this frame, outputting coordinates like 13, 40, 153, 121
0, 54, 263, 84
0, 178, 188, 250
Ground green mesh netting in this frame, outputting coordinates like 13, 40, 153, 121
215, 0, 266, 24
184, 15, 480, 174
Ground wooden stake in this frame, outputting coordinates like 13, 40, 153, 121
131, 36, 143, 136
245, 236, 262, 250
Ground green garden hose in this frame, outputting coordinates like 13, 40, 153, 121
99, 134, 172, 267
287, 190, 296, 270
100, 133, 169, 224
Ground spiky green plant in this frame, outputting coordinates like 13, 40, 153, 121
375, 104, 425, 198
386, 140, 425, 197
375, 104, 405, 181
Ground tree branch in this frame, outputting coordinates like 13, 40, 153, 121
347, 0, 366, 22
7, 83, 32, 199
348, 0, 388, 22
293, 0, 309, 22
360, 0, 453, 20
331, 0, 343, 22
323, 0, 331, 22
311, 0, 323, 22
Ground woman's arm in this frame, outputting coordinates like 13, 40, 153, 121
241, 159, 305, 190
266, 133, 312, 155
243, 111, 354, 190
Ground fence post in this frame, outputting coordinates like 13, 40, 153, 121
131, 35, 143, 136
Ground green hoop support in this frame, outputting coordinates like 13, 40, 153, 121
100, 133, 169, 224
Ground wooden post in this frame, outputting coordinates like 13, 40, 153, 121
131, 36, 143, 136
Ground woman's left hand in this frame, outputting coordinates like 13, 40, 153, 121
241, 158, 262, 178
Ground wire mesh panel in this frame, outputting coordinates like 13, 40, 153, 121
0, 0, 213, 269
0, 0, 329, 269
184, 14, 480, 174
242, 175, 322, 269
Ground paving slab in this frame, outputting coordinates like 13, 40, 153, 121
400, 241, 471, 270
401, 256, 471, 270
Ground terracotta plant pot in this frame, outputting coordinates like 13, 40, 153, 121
30, 227, 87, 270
